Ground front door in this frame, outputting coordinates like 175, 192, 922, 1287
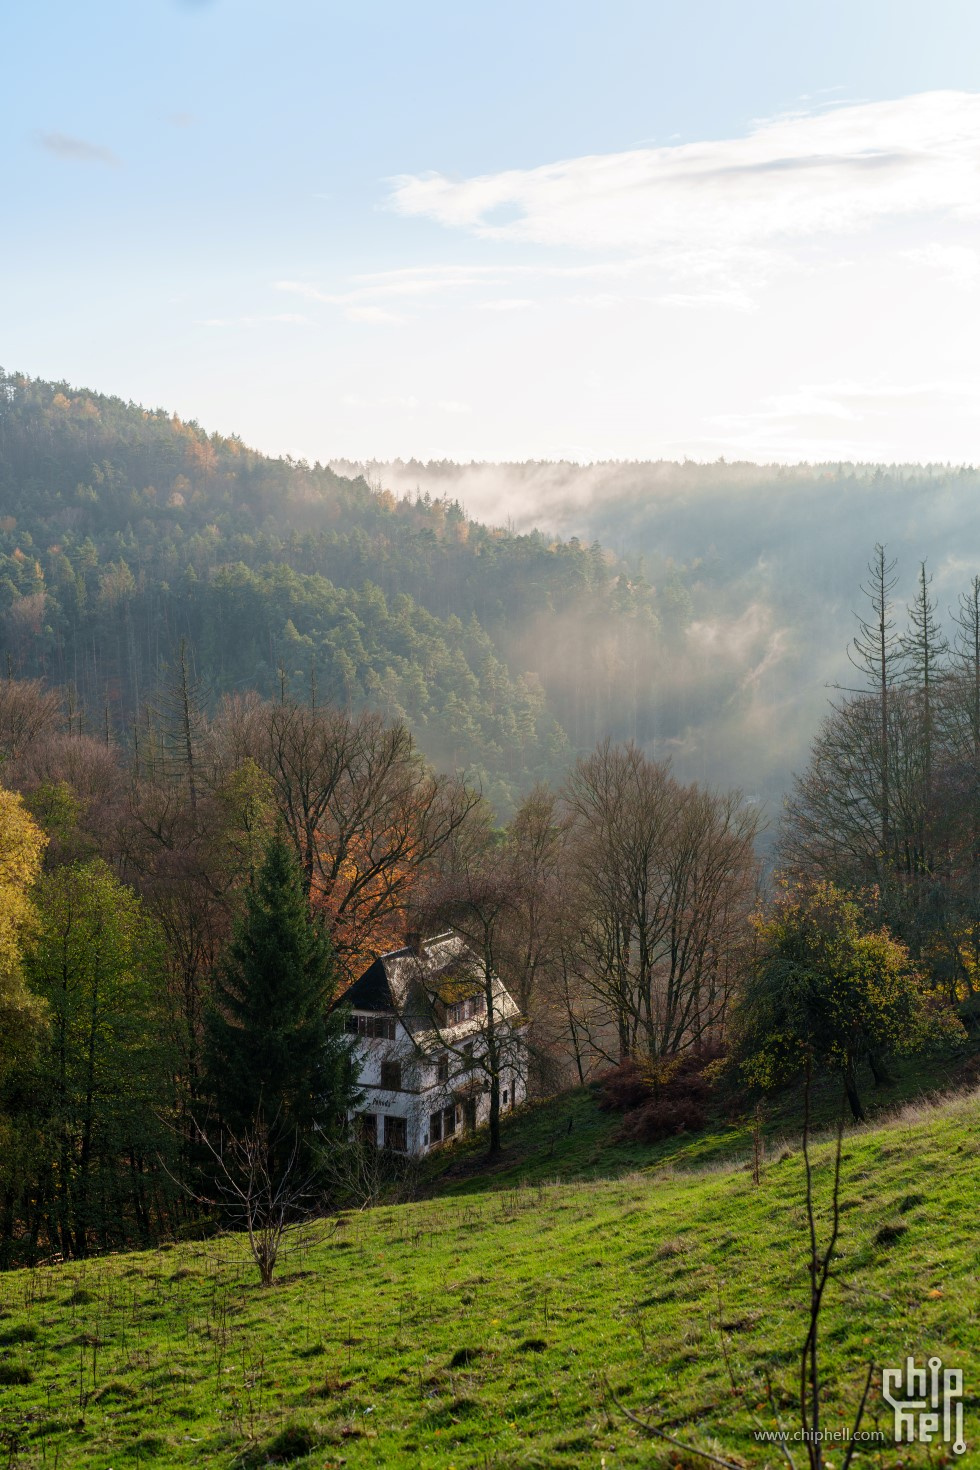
463, 1097, 477, 1132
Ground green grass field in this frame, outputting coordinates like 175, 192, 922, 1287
1, 1067, 979, 1469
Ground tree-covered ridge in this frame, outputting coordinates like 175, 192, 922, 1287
0, 371, 681, 809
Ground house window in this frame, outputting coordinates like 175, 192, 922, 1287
443, 1105, 456, 1137
445, 994, 487, 1025
436, 1054, 449, 1084
503, 1089, 509, 1107
358, 1112, 377, 1145
429, 1109, 443, 1143
463, 1041, 475, 1069
380, 1060, 402, 1091
384, 1115, 407, 1153
346, 1014, 396, 1040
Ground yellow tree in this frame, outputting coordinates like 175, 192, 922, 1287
0, 783, 48, 1052
0, 784, 48, 1260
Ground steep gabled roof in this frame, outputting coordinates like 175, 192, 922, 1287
346, 933, 462, 1013
344, 933, 522, 1032
343, 954, 396, 1011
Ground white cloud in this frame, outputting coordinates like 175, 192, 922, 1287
344, 305, 405, 325
704, 378, 980, 462
250, 93, 980, 464
341, 392, 419, 410
386, 91, 980, 255
901, 242, 980, 288
478, 297, 535, 312
203, 313, 308, 327
654, 288, 756, 312
275, 259, 655, 318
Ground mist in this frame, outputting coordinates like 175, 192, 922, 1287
333, 457, 980, 822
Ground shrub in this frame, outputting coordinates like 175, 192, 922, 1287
597, 1045, 723, 1141
616, 1095, 708, 1143
595, 1058, 658, 1113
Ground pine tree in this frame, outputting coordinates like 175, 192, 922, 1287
204, 830, 357, 1171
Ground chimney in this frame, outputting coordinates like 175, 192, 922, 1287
406, 930, 424, 957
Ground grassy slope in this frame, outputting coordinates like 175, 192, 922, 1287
420, 1046, 980, 1197
1, 1084, 979, 1469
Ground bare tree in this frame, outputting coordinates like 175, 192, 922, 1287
900, 561, 948, 798
193, 1114, 319, 1287
844, 543, 900, 860
563, 741, 759, 1065
320, 1134, 422, 1210
608, 1066, 874, 1470
415, 865, 529, 1158
0, 676, 61, 765
797, 1064, 875, 1470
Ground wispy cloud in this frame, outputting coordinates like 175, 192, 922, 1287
654, 288, 756, 311
478, 297, 535, 312
202, 313, 308, 328
703, 378, 980, 463
275, 258, 666, 322
36, 132, 120, 166
386, 91, 980, 255
901, 242, 980, 288
345, 305, 406, 325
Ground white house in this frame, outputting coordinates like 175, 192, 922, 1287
343, 931, 528, 1155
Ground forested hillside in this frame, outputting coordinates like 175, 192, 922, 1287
344, 454, 980, 805
1, 370, 974, 1288
0, 373, 687, 813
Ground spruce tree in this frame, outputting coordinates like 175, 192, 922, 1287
204, 830, 356, 1171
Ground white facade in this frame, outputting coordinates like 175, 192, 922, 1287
344, 933, 528, 1155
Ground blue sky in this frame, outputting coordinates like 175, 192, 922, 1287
5, 0, 980, 465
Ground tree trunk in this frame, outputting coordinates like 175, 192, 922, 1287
867, 1051, 894, 1088
844, 1058, 865, 1122
488, 1069, 501, 1157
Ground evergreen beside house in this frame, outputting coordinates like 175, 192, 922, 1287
344, 932, 528, 1155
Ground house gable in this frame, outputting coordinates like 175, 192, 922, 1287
343, 954, 396, 1012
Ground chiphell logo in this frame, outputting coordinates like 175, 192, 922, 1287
881, 1356, 966, 1455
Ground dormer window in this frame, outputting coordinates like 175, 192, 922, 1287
444, 993, 486, 1026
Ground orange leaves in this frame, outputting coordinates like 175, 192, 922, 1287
309, 833, 420, 984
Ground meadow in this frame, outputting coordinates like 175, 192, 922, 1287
1, 1078, 978, 1469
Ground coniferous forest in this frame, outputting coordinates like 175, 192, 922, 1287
0, 372, 687, 817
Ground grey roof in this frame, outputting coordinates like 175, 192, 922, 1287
344, 932, 522, 1036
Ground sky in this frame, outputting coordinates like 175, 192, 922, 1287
4, 0, 980, 467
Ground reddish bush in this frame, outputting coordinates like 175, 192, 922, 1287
596, 1043, 725, 1142
615, 1095, 708, 1142
595, 1058, 656, 1113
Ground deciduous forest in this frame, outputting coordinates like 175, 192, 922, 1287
0, 371, 975, 1289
